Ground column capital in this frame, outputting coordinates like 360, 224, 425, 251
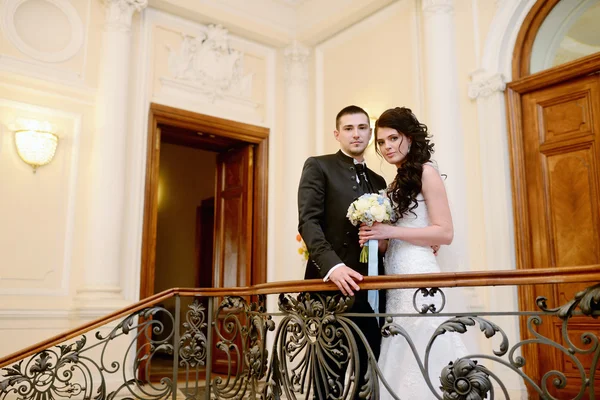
468, 69, 506, 99
103, 0, 148, 32
422, 0, 454, 14
284, 40, 310, 86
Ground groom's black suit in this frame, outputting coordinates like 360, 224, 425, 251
298, 150, 386, 399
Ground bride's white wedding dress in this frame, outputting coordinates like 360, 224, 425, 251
377, 191, 469, 400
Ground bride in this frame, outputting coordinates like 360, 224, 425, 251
359, 107, 469, 399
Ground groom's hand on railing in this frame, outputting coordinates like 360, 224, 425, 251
328, 265, 363, 296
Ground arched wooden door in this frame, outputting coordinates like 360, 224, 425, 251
507, 1, 600, 397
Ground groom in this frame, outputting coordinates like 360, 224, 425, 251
298, 105, 387, 399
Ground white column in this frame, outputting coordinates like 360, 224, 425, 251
420, 2, 489, 360
468, 70, 513, 274
282, 41, 311, 282
75, 0, 147, 314
469, 70, 527, 399
421, 0, 470, 274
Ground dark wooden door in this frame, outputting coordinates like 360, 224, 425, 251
519, 72, 600, 398
195, 197, 215, 288
211, 145, 254, 374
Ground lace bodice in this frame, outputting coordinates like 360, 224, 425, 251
384, 193, 439, 294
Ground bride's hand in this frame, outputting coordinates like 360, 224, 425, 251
358, 222, 391, 244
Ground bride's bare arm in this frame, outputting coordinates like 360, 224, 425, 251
358, 164, 453, 246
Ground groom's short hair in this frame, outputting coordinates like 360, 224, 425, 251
336, 105, 370, 129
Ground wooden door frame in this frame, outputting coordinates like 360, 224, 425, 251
140, 103, 269, 301
506, 46, 600, 390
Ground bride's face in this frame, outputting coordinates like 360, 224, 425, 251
376, 127, 411, 168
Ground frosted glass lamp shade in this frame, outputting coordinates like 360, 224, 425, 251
15, 130, 59, 172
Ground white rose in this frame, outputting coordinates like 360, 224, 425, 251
370, 205, 386, 221
355, 198, 370, 211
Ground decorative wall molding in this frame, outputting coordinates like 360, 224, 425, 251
284, 40, 310, 86
0, 80, 96, 106
0, 0, 85, 63
156, 78, 260, 124
0, 99, 81, 297
468, 69, 506, 99
421, 0, 454, 14
480, 0, 536, 78
0, 309, 71, 320
163, 25, 254, 104
0, 54, 87, 88
0, 308, 121, 331
103, 0, 147, 32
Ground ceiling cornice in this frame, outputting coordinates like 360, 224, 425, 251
148, 0, 396, 48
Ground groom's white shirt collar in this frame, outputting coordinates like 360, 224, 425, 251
340, 149, 365, 165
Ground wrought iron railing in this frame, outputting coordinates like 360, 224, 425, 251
1, 265, 599, 399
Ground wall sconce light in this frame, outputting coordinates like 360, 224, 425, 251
13, 120, 59, 173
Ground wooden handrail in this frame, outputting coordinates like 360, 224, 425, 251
1, 265, 599, 368
0, 289, 177, 368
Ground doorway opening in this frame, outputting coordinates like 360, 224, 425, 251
138, 103, 269, 381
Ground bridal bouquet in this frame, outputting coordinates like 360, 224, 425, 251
346, 192, 393, 262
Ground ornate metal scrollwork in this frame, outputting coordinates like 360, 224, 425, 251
434, 316, 508, 356
537, 283, 600, 319
263, 292, 368, 400
413, 287, 446, 314
440, 359, 492, 400
0, 338, 90, 399
0, 306, 175, 400
179, 299, 208, 368
510, 282, 600, 400
1, 282, 599, 400
211, 295, 274, 399
379, 314, 498, 400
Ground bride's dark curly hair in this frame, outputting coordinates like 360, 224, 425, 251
375, 107, 434, 217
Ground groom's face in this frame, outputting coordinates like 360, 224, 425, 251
334, 113, 371, 158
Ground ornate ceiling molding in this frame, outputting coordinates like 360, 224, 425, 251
148, 0, 396, 47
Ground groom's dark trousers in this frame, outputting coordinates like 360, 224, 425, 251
298, 151, 386, 399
